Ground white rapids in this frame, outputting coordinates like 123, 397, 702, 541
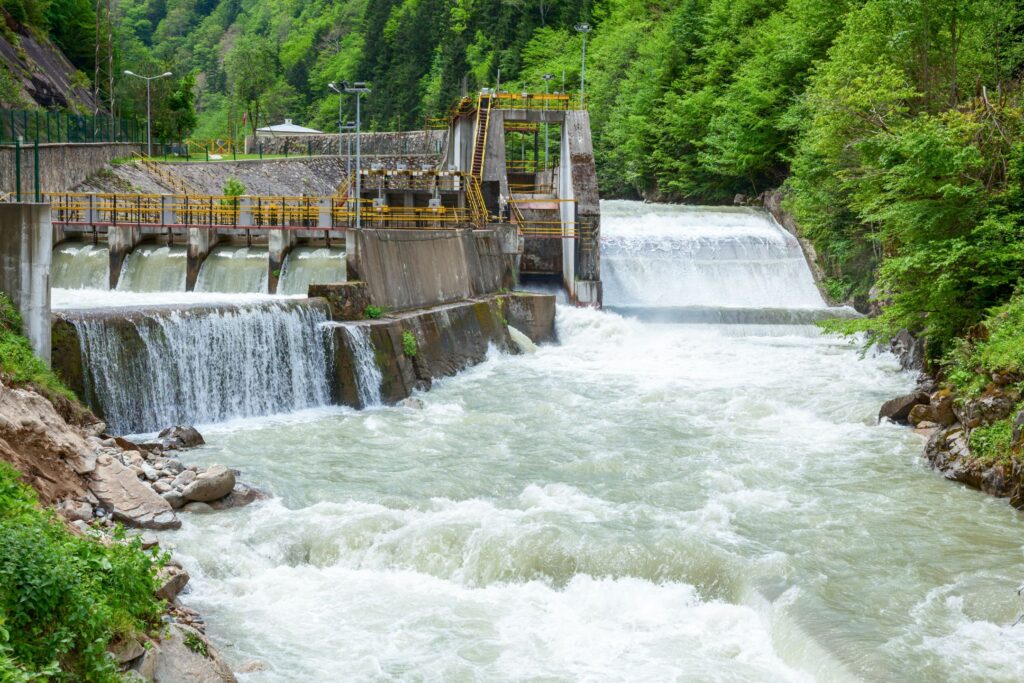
131, 200, 1024, 681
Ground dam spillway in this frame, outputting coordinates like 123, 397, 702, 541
53, 299, 333, 434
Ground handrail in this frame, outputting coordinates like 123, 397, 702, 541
132, 152, 203, 195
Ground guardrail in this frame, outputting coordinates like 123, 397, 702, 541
0, 109, 144, 144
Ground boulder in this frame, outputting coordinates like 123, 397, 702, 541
151, 426, 206, 452
181, 465, 235, 503
156, 565, 190, 602
890, 329, 923, 371
954, 389, 1017, 429
907, 403, 938, 427
57, 499, 93, 523
110, 637, 147, 665
172, 470, 197, 490
879, 391, 930, 424
162, 491, 186, 509
90, 456, 180, 530
145, 624, 237, 683
930, 390, 956, 426
207, 483, 267, 511
1013, 410, 1024, 449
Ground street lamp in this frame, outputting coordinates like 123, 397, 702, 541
342, 81, 371, 229
124, 70, 173, 157
574, 23, 591, 110
542, 73, 553, 170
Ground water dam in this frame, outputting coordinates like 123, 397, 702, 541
51, 200, 1024, 680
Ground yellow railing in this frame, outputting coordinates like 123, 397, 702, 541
132, 153, 202, 195
493, 92, 581, 111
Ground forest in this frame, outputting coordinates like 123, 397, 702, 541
2, 0, 1024, 382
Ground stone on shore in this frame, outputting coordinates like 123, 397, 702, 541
134, 624, 237, 683
181, 464, 235, 503
151, 425, 206, 452
156, 565, 191, 602
90, 455, 180, 530
879, 391, 930, 424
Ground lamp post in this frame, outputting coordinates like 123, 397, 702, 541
124, 70, 173, 157
574, 23, 591, 110
542, 73, 553, 170
342, 81, 371, 229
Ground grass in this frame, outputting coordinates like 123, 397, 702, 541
0, 294, 74, 400
183, 631, 208, 658
947, 294, 1024, 397
402, 330, 418, 357
968, 418, 1016, 465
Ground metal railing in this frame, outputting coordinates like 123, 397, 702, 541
0, 109, 144, 144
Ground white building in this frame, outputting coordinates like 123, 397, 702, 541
255, 119, 323, 138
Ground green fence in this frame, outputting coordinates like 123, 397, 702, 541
0, 108, 144, 144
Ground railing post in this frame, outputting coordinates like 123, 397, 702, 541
33, 140, 40, 202
14, 139, 21, 202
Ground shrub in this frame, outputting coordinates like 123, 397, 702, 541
969, 419, 1016, 466
0, 294, 74, 400
401, 330, 417, 357
363, 305, 383, 319
0, 462, 163, 680
221, 176, 246, 197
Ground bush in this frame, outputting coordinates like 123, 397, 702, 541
946, 293, 1024, 396
401, 330, 417, 357
0, 294, 74, 400
969, 419, 1016, 466
363, 305, 383, 319
0, 462, 164, 680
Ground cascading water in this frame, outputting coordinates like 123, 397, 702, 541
116, 244, 187, 292
277, 247, 347, 296
160, 200, 1024, 681
195, 246, 269, 294
51, 242, 109, 290
65, 300, 332, 434
341, 324, 383, 407
601, 201, 837, 323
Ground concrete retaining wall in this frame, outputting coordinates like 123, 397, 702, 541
0, 142, 141, 196
347, 228, 508, 311
0, 203, 51, 362
248, 130, 446, 159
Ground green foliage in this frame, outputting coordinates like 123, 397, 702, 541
221, 176, 246, 197
0, 461, 163, 680
0, 294, 74, 400
183, 631, 208, 657
401, 330, 418, 357
364, 305, 383, 319
947, 294, 1024, 395
969, 418, 1015, 465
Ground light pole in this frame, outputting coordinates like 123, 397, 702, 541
124, 70, 173, 157
342, 81, 371, 229
542, 73, 553, 170
574, 23, 591, 110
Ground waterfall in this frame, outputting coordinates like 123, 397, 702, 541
65, 300, 333, 434
601, 201, 842, 324
278, 247, 347, 296
117, 244, 187, 292
51, 242, 109, 290
195, 246, 269, 294
342, 325, 383, 407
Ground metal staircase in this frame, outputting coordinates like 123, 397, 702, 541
469, 93, 492, 180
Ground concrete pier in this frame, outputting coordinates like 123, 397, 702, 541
0, 203, 52, 363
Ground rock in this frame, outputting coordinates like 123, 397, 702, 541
84, 421, 107, 437
71, 520, 91, 534
172, 470, 197, 489
141, 463, 160, 482
156, 425, 206, 451
110, 637, 147, 664
238, 660, 269, 673
207, 483, 268, 511
89, 455, 181, 530
150, 624, 237, 683
399, 397, 425, 409
908, 403, 938, 427
71, 451, 98, 475
732, 193, 747, 205
126, 451, 146, 467
181, 501, 215, 514
57, 499, 93, 522
138, 531, 159, 549
930, 390, 956, 426
879, 391, 930, 424
162, 491, 186, 509
1012, 410, 1024, 449
156, 565, 190, 602
890, 329, 924, 371
954, 389, 1017, 429
153, 480, 172, 494
181, 465, 235, 503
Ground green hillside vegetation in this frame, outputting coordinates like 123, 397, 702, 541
5, 0, 1024, 374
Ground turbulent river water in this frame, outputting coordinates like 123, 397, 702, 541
149, 201, 1024, 681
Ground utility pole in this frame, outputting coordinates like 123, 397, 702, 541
543, 73, 553, 170
575, 23, 591, 110
124, 70, 173, 156
342, 82, 371, 229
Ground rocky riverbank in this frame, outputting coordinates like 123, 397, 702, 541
0, 379, 260, 681
879, 336, 1024, 509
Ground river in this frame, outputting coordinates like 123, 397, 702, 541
157, 201, 1024, 681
